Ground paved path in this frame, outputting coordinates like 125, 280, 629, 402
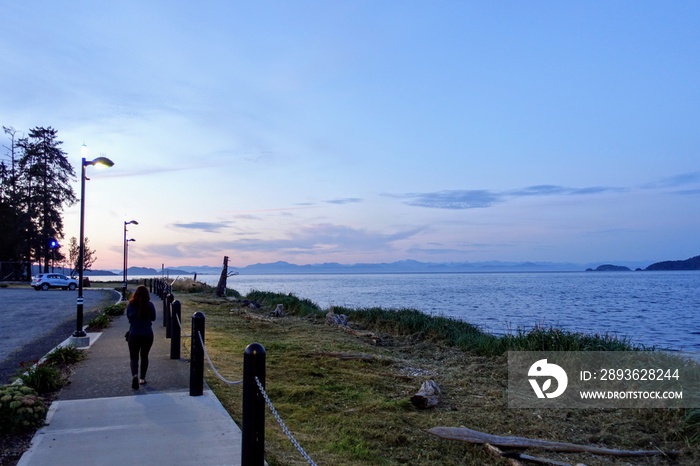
17, 296, 243, 466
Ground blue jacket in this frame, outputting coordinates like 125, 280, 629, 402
127, 302, 157, 336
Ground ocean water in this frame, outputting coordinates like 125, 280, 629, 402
107, 271, 700, 354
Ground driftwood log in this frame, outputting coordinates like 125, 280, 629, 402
410, 380, 441, 409
270, 304, 285, 317
427, 426, 678, 458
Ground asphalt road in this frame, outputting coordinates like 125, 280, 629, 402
0, 286, 119, 384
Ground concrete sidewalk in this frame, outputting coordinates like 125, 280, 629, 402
18, 300, 242, 466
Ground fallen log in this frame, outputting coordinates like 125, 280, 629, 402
410, 379, 441, 409
427, 426, 678, 458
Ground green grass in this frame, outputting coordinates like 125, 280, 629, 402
682, 408, 700, 445
340, 306, 644, 355
173, 288, 696, 465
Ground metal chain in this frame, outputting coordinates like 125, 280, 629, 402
198, 331, 242, 386
254, 376, 318, 466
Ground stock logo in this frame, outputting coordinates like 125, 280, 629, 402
528, 359, 568, 399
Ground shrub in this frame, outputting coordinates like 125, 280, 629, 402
171, 278, 213, 293
0, 384, 47, 432
87, 313, 111, 330
104, 302, 126, 316
18, 362, 64, 394
44, 345, 85, 366
244, 290, 323, 317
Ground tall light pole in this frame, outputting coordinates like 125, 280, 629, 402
71, 147, 114, 346
122, 220, 138, 300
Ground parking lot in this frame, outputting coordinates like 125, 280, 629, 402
0, 286, 119, 384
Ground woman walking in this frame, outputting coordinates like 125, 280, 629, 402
126, 285, 157, 389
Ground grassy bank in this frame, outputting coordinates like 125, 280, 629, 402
162, 279, 697, 466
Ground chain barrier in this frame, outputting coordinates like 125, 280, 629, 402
170, 296, 315, 464
254, 376, 318, 466
175, 313, 190, 338
197, 331, 243, 386
174, 313, 191, 356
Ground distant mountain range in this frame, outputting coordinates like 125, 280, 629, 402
78, 257, 692, 276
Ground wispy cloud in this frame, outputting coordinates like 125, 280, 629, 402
399, 184, 623, 210
641, 171, 700, 190
171, 221, 233, 233
325, 197, 363, 205
507, 185, 623, 196
402, 190, 500, 209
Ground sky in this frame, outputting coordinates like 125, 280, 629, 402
1, 1, 699, 271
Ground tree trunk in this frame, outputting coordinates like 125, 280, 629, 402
216, 255, 229, 297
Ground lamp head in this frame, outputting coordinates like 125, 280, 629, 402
84, 156, 114, 168
125, 220, 139, 225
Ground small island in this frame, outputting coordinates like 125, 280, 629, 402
645, 254, 700, 271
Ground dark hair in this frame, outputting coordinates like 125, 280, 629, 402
129, 285, 151, 320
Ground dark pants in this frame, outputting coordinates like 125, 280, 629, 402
128, 332, 154, 379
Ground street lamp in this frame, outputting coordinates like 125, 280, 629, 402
48, 238, 59, 272
71, 150, 114, 346
122, 220, 138, 300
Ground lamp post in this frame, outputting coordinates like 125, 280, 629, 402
49, 238, 59, 273
71, 149, 114, 345
122, 220, 138, 300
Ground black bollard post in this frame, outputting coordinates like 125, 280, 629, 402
242, 343, 266, 466
162, 288, 168, 327
170, 300, 181, 359
190, 311, 205, 396
165, 292, 174, 339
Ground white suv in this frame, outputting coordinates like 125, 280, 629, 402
31, 273, 79, 291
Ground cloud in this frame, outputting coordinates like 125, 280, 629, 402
399, 184, 625, 210
641, 171, 700, 190
508, 185, 625, 196
325, 197, 363, 205
402, 190, 501, 209
675, 188, 700, 196
171, 221, 232, 233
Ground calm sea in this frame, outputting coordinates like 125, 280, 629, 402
100, 271, 700, 354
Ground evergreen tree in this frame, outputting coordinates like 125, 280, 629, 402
0, 126, 25, 266
17, 127, 77, 272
